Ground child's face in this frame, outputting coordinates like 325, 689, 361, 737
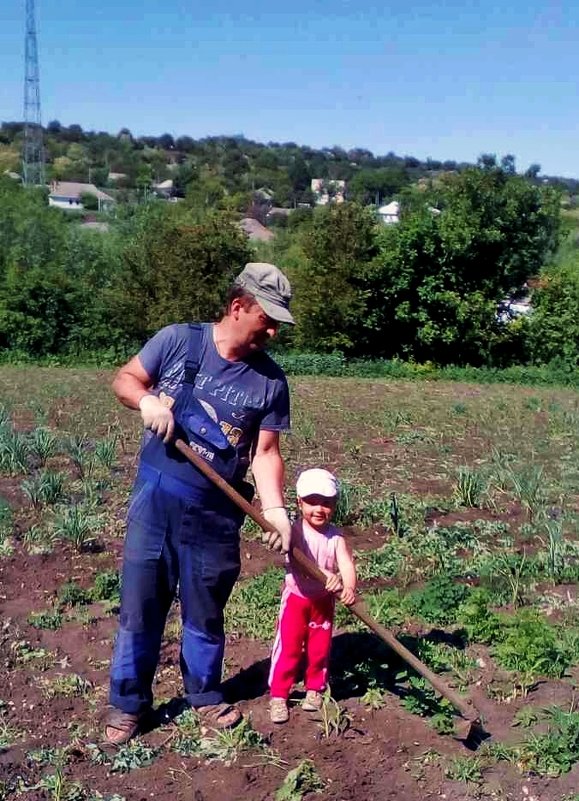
298, 494, 336, 529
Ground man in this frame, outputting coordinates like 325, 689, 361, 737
105, 262, 294, 744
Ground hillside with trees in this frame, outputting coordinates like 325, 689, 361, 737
0, 122, 578, 371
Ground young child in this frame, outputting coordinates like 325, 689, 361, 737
268, 468, 357, 723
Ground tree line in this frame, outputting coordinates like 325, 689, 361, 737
2, 120, 578, 213
0, 155, 577, 369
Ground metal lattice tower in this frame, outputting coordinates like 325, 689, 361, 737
23, 0, 45, 186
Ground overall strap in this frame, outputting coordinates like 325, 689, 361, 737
183, 324, 205, 386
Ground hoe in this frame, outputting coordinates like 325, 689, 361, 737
175, 438, 488, 746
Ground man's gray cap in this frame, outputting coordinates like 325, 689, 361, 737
234, 262, 295, 325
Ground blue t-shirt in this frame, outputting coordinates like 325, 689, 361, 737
138, 323, 290, 476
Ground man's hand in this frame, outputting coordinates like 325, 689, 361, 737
262, 507, 291, 554
138, 394, 174, 443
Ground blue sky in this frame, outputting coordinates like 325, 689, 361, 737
2, 0, 578, 177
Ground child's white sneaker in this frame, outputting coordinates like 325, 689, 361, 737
302, 690, 323, 711
269, 697, 289, 723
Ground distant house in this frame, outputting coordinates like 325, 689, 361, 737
48, 181, 114, 212
377, 201, 400, 225
238, 217, 274, 242
311, 178, 346, 205
497, 289, 533, 322
152, 178, 174, 199
107, 172, 127, 184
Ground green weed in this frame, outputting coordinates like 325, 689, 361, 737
63, 434, 93, 479
504, 464, 546, 521
0, 717, 19, 752
39, 673, 92, 699
28, 609, 63, 630
93, 436, 117, 469
23, 767, 85, 801
91, 570, 121, 603
225, 567, 284, 640
361, 687, 386, 710
58, 581, 92, 608
318, 690, 351, 739
456, 590, 502, 644
398, 673, 455, 733
111, 741, 156, 773
28, 427, 59, 466
445, 755, 483, 783
275, 759, 325, 800
406, 576, 470, 625
21, 470, 65, 508
22, 523, 57, 554
0, 428, 29, 474
197, 717, 269, 762
355, 541, 403, 581
455, 466, 486, 508
53, 505, 97, 551
507, 708, 579, 776
493, 611, 571, 678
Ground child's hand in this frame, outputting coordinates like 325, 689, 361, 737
340, 586, 356, 605
324, 573, 342, 594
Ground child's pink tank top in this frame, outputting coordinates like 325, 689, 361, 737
285, 518, 341, 599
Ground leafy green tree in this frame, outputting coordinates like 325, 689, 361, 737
0, 263, 78, 354
118, 208, 252, 337
527, 264, 579, 366
368, 166, 561, 363
348, 166, 408, 205
288, 203, 378, 352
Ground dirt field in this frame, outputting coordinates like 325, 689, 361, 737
1, 367, 578, 801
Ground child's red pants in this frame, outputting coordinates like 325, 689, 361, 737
268, 586, 335, 699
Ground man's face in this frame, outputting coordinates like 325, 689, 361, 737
237, 301, 279, 352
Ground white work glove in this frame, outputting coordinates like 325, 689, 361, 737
138, 394, 174, 443
262, 507, 291, 554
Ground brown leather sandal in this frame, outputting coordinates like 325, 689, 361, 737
195, 703, 242, 730
103, 708, 142, 745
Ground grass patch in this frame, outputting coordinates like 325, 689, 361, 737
225, 567, 284, 640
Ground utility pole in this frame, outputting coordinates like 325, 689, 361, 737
23, 0, 46, 186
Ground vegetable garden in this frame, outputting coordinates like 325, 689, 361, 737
0, 366, 578, 801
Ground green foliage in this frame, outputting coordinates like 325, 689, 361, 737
91, 570, 121, 603
225, 567, 284, 640
53, 505, 98, 551
456, 589, 502, 644
318, 690, 352, 738
287, 203, 379, 353
492, 611, 571, 677
528, 263, 579, 367
58, 581, 92, 608
445, 756, 483, 783
28, 427, 59, 465
372, 165, 560, 364
110, 741, 156, 773
507, 708, 579, 776
120, 209, 251, 337
455, 467, 486, 507
332, 479, 368, 526
275, 759, 325, 800
406, 576, 470, 625
21, 470, 65, 508
28, 609, 63, 630
355, 541, 403, 581
398, 672, 455, 731
0, 496, 12, 540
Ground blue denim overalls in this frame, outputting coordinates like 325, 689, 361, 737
110, 326, 249, 714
